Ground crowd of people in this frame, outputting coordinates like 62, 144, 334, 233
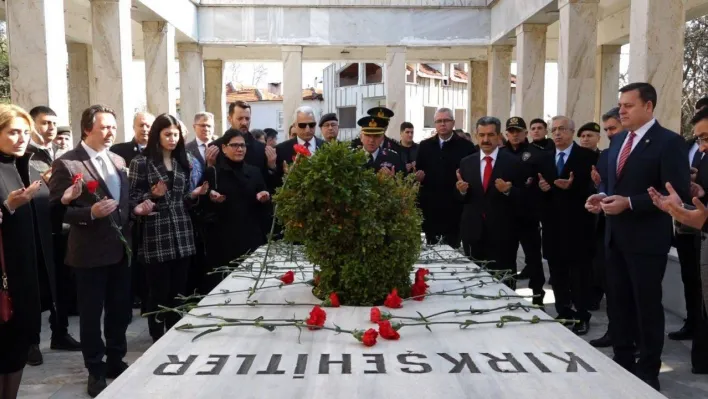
0, 81, 707, 397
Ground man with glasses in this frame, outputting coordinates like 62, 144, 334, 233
538, 116, 598, 336
275, 106, 325, 181
186, 112, 214, 167
415, 107, 476, 247
319, 113, 339, 142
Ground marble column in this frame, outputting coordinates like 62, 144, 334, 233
90, 0, 133, 142
143, 21, 177, 115
281, 46, 303, 131
467, 60, 488, 133
204, 60, 226, 135
629, 0, 684, 133
487, 46, 512, 120
385, 47, 406, 141
557, 0, 598, 125
178, 43, 205, 130
594, 45, 621, 121
6, 0, 69, 122
515, 24, 547, 123
68, 43, 93, 145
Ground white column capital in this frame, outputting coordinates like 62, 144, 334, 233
515, 24, 547, 35
281, 46, 303, 53
203, 59, 224, 69
558, 0, 599, 8
142, 21, 170, 34
178, 43, 202, 54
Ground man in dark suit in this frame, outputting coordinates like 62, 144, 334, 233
586, 82, 691, 391
415, 107, 477, 248
23, 106, 82, 364
109, 112, 154, 312
456, 116, 523, 287
275, 106, 325, 181
357, 116, 405, 174
185, 111, 214, 167
49, 104, 155, 397
110, 112, 153, 166
538, 116, 598, 335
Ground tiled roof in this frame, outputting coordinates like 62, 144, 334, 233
224, 84, 323, 102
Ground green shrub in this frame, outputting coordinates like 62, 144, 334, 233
273, 141, 422, 305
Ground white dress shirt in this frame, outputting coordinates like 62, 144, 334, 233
479, 147, 499, 181
368, 147, 381, 162
439, 134, 453, 148
297, 136, 317, 155
616, 118, 656, 169
555, 142, 574, 172
689, 141, 702, 166
81, 141, 118, 184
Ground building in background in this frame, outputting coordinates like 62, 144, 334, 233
323, 62, 515, 142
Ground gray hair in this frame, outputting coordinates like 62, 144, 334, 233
194, 112, 214, 124
133, 111, 155, 125
435, 107, 454, 120
551, 115, 575, 131
476, 116, 501, 134
293, 106, 315, 122
602, 107, 620, 123
251, 129, 265, 139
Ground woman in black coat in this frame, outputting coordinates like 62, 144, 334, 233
199, 130, 271, 293
0, 104, 45, 398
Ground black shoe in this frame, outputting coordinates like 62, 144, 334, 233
87, 374, 107, 398
573, 320, 590, 336
26, 344, 43, 366
642, 378, 660, 392
668, 323, 693, 340
589, 331, 612, 347
516, 268, 530, 280
106, 361, 129, 379
50, 333, 82, 351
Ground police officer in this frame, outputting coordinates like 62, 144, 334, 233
351, 107, 403, 152
357, 116, 405, 174
503, 116, 546, 307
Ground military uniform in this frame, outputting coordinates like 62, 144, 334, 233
357, 114, 406, 175
503, 117, 547, 304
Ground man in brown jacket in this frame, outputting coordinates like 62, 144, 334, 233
49, 104, 154, 398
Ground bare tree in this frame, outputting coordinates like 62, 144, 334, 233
251, 63, 268, 86
226, 63, 242, 85
682, 16, 708, 136
0, 22, 10, 103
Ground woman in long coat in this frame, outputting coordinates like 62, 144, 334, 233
0, 104, 44, 398
199, 130, 271, 293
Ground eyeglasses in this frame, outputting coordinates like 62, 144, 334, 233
434, 119, 454, 124
226, 143, 246, 149
298, 122, 317, 129
195, 123, 213, 129
550, 126, 570, 133
697, 136, 708, 144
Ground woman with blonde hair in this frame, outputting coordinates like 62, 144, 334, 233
0, 104, 44, 398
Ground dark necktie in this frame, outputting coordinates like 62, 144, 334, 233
556, 152, 565, 176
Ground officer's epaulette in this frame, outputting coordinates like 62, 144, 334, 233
384, 148, 398, 155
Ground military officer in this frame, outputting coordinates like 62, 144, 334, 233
357, 116, 406, 175
351, 107, 404, 152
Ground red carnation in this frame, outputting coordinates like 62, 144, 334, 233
86, 180, 100, 194
415, 268, 430, 283
305, 305, 327, 330
378, 320, 401, 340
293, 144, 311, 157
279, 270, 294, 284
370, 307, 382, 323
410, 279, 428, 301
72, 173, 84, 185
384, 288, 403, 309
362, 329, 378, 347
329, 292, 340, 307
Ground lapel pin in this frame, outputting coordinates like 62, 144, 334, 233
645, 139, 650, 144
